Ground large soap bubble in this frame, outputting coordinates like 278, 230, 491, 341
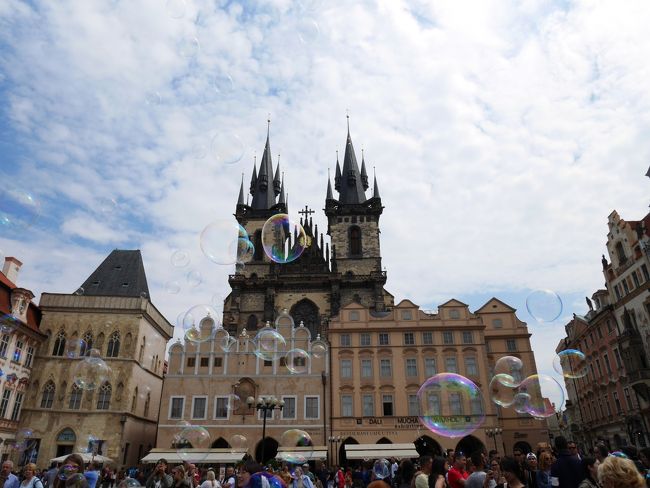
488, 374, 517, 407
517, 374, 564, 418
253, 328, 287, 361
182, 304, 221, 343
526, 289, 563, 323
278, 429, 313, 463
200, 220, 254, 266
175, 425, 210, 462
285, 349, 310, 374
494, 356, 524, 387
553, 350, 588, 379
417, 373, 486, 438
261, 214, 309, 264
73, 349, 111, 390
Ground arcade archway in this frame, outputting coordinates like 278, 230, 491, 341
415, 435, 443, 457
339, 437, 359, 467
255, 437, 279, 464
455, 435, 486, 457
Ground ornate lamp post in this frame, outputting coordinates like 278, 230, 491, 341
485, 428, 503, 454
328, 435, 342, 466
247, 395, 284, 463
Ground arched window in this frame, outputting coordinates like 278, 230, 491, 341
41, 381, 56, 408
139, 338, 145, 363
131, 388, 138, 413
253, 230, 263, 261
144, 392, 151, 417
291, 299, 320, 338
247, 315, 259, 330
616, 242, 627, 264
69, 384, 83, 410
81, 331, 93, 356
53, 331, 66, 356
107, 332, 120, 358
349, 226, 362, 256
97, 383, 112, 410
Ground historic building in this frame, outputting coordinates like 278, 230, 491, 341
18, 250, 173, 467
155, 122, 549, 464
0, 257, 47, 462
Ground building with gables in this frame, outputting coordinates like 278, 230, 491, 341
155, 121, 547, 464
17, 250, 173, 467
0, 257, 47, 462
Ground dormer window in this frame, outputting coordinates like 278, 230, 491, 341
114, 265, 122, 270
121, 283, 129, 287
92, 281, 100, 286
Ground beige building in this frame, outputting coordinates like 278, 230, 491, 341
18, 250, 173, 467
0, 257, 47, 462
329, 298, 547, 464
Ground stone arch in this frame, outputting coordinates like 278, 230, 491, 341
455, 435, 486, 458
255, 437, 278, 464
377, 437, 392, 444
339, 437, 359, 467
513, 441, 533, 455
414, 435, 443, 457
290, 299, 320, 338
212, 437, 230, 448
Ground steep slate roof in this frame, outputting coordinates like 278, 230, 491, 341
337, 124, 367, 204
250, 129, 278, 210
79, 250, 150, 298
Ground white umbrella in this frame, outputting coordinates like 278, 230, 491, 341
50, 453, 114, 464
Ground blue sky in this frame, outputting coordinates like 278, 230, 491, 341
1, 0, 650, 412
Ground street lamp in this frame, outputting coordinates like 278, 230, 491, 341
247, 395, 284, 463
328, 435, 342, 466
485, 428, 503, 454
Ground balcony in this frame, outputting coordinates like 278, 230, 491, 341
0, 418, 19, 430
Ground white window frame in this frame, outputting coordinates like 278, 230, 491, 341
304, 395, 320, 419
422, 332, 433, 345
362, 394, 374, 417
360, 333, 371, 346
25, 346, 35, 368
340, 334, 351, 347
382, 394, 394, 416
13, 340, 24, 362
0, 335, 9, 358
424, 358, 436, 377
169, 396, 185, 420
341, 359, 353, 378
379, 333, 390, 346
403, 332, 415, 345
258, 408, 274, 420
341, 395, 353, 417
361, 359, 373, 378
214, 396, 229, 420
405, 358, 418, 377
407, 394, 419, 416
191, 396, 208, 420
282, 396, 297, 420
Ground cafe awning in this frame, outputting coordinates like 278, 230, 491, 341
276, 446, 328, 462
141, 448, 247, 464
345, 443, 418, 460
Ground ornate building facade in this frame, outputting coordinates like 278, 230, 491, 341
17, 250, 173, 467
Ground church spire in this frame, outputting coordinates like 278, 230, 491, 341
334, 151, 341, 192
338, 115, 367, 204
326, 168, 334, 200
278, 173, 286, 205
249, 155, 257, 195
273, 154, 282, 196
237, 173, 245, 205
360, 148, 369, 191
373, 168, 380, 199
250, 118, 277, 210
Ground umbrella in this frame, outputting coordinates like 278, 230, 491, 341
50, 453, 114, 464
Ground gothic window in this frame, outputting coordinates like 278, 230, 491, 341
253, 230, 263, 261
107, 332, 120, 358
97, 383, 112, 410
349, 226, 362, 256
290, 299, 320, 337
41, 381, 55, 409
616, 242, 627, 265
131, 388, 138, 413
81, 332, 93, 356
139, 338, 145, 363
247, 315, 259, 330
53, 331, 66, 356
69, 384, 83, 410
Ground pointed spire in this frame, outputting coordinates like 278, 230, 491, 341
237, 173, 245, 205
278, 173, 286, 205
334, 151, 341, 192
373, 168, 380, 199
360, 148, 369, 190
251, 119, 277, 210
249, 155, 257, 195
339, 115, 367, 204
326, 168, 334, 200
273, 154, 282, 196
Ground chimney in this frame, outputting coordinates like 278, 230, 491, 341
2, 257, 22, 285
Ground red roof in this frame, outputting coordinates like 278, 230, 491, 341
0, 271, 42, 333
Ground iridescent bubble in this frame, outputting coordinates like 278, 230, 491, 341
526, 289, 563, 323
98, 197, 118, 215
210, 132, 245, 165
0, 187, 41, 231
176, 425, 210, 461
165, 281, 181, 294
165, 0, 186, 19
13, 428, 34, 451
512, 393, 531, 414
200, 220, 254, 265
221, 335, 238, 352
213, 73, 234, 96
285, 349, 310, 374
278, 429, 313, 463
178, 36, 200, 59
118, 478, 141, 488
171, 250, 190, 268
417, 373, 486, 438
64, 339, 88, 359
373, 459, 390, 480
494, 356, 524, 387
186, 270, 202, 288
230, 434, 247, 452
183, 304, 220, 343
73, 349, 111, 390
553, 349, 588, 379
488, 374, 517, 407
64, 473, 88, 487
227, 394, 241, 412
311, 342, 327, 359
0, 313, 19, 334
517, 374, 564, 418
253, 328, 287, 361
297, 19, 320, 45
275, 308, 295, 328
261, 214, 308, 264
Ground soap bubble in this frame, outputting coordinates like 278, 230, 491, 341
0, 187, 41, 231
512, 393, 531, 414
0, 313, 19, 334
278, 429, 313, 463
176, 425, 210, 461
311, 342, 327, 359
373, 459, 390, 480
230, 434, 248, 452
200, 220, 254, 265
275, 308, 295, 328
186, 270, 202, 288
517, 374, 564, 418
63, 473, 88, 487
178, 36, 200, 59
210, 132, 245, 165
285, 349, 310, 374
494, 356, 524, 387
297, 19, 320, 45
553, 349, 588, 379
13, 428, 35, 451
118, 479, 141, 488
98, 197, 118, 215
213, 73, 234, 96
165, 281, 181, 294
65, 339, 88, 359
253, 328, 287, 361
165, 0, 186, 18
171, 250, 190, 268
73, 349, 111, 390
145, 92, 161, 106
488, 374, 517, 407
261, 214, 309, 264
526, 289, 563, 323
182, 304, 220, 343
417, 373, 486, 438
227, 394, 241, 412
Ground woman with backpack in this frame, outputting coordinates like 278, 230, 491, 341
21, 464, 45, 488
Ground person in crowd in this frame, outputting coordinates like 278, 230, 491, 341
597, 455, 644, 488
302, 466, 315, 484
486, 459, 505, 488
465, 451, 488, 488
84, 464, 100, 488
391, 460, 399, 484
577, 457, 600, 488
315, 464, 328, 488
447, 453, 468, 488
512, 449, 526, 474
488, 452, 499, 466
395, 460, 415, 488
45, 464, 59, 488
1, 461, 20, 488
550, 436, 583, 488
593, 445, 608, 465
171, 467, 192, 488
414, 457, 432, 488
223, 468, 236, 488
525, 453, 538, 488
278, 467, 292, 487
536, 451, 553, 488
53, 455, 86, 488
499, 458, 525, 488
290, 468, 314, 488
146, 459, 173, 488
426, 457, 448, 488
20, 464, 44, 488
200, 471, 220, 488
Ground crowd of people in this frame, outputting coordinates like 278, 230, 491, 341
4, 436, 650, 488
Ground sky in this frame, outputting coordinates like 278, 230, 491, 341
1, 0, 649, 415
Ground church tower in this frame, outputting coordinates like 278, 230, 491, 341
325, 118, 388, 312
